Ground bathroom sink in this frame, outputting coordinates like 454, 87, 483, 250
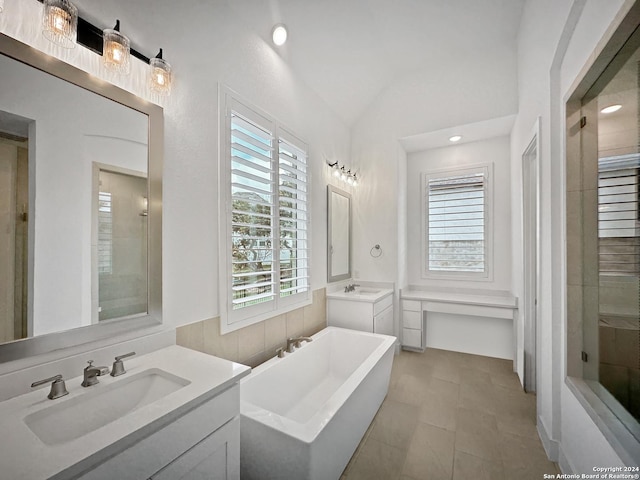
24, 368, 190, 445
355, 288, 381, 295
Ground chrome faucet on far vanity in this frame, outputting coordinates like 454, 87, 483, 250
285, 336, 313, 353
81, 360, 110, 387
344, 283, 360, 293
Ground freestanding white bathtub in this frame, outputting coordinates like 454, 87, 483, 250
240, 326, 396, 480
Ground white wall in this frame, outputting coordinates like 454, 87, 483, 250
351, 46, 519, 287
406, 136, 512, 291
0, 0, 351, 335
512, 0, 633, 471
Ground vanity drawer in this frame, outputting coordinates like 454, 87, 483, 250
402, 300, 421, 312
402, 328, 422, 349
403, 310, 422, 330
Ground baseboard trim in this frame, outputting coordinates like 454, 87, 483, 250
558, 445, 577, 475
538, 414, 560, 461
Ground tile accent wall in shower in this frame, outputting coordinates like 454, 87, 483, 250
177, 288, 327, 367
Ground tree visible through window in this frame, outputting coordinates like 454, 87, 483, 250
224, 94, 310, 325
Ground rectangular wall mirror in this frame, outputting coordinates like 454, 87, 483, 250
327, 185, 351, 282
0, 33, 163, 364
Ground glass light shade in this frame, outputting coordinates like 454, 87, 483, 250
149, 57, 172, 96
42, 0, 78, 49
103, 28, 131, 75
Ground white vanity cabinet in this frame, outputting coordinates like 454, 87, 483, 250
73, 384, 240, 480
150, 417, 239, 480
327, 289, 394, 335
0, 346, 250, 480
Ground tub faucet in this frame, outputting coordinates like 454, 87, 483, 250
81, 360, 110, 387
286, 336, 313, 353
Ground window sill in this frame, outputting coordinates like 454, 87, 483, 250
219, 295, 312, 335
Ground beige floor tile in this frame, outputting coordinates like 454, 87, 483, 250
346, 438, 406, 480
458, 382, 497, 414
452, 450, 505, 480
345, 349, 554, 480
490, 371, 524, 391
388, 373, 432, 406
464, 354, 514, 376
455, 429, 501, 463
419, 393, 458, 431
432, 362, 461, 384
391, 354, 434, 387
370, 399, 421, 449
492, 386, 536, 418
499, 431, 555, 473
496, 411, 539, 439
456, 407, 497, 434
402, 423, 455, 480
459, 368, 492, 386
427, 377, 459, 402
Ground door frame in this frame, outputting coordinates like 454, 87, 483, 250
522, 117, 541, 393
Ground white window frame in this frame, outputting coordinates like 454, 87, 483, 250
421, 163, 493, 281
219, 87, 311, 334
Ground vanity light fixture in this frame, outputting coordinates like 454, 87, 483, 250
449, 135, 462, 142
103, 20, 131, 75
272, 24, 288, 46
327, 159, 359, 187
600, 104, 622, 114
149, 49, 172, 96
42, 0, 78, 49
346, 170, 354, 185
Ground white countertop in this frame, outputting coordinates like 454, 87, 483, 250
0, 345, 250, 480
402, 289, 517, 309
326, 287, 393, 303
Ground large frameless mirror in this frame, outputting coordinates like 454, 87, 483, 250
327, 185, 351, 282
0, 33, 163, 363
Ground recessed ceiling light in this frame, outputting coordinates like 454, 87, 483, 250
600, 104, 622, 114
449, 135, 462, 142
272, 24, 287, 46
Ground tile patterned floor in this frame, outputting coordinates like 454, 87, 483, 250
341, 348, 561, 480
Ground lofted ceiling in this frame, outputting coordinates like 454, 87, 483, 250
71, 0, 526, 127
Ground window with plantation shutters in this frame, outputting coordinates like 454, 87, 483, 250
221, 90, 311, 330
230, 111, 276, 310
598, 154, 640, 277
278, 136, 310, 298
423, 166, 490, 278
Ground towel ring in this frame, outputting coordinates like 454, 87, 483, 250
370, 244, 382, 258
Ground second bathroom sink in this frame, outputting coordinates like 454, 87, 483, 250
24, 368, 190, 445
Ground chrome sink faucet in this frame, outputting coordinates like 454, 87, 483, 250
31, 374, 69, 400
81, 360, 110, 387
286, 336, 313, 353
344, 283, 360, 293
